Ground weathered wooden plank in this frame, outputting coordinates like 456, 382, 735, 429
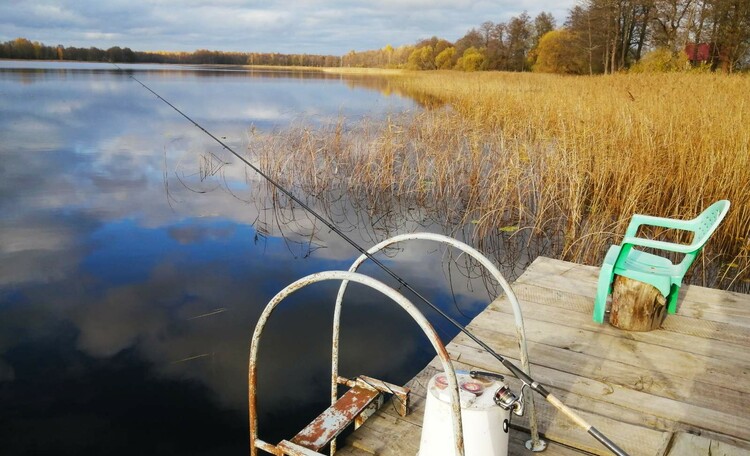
666, 432, 750, 456
517, 257, 750, 324
447, 325, 750, 435
342, 412, 421, 455
675, 282, 750, 313
489, 293, 750, 364
673, 300, 750, 328
463, 309, 750, 395
498, 281, 595, 313
660, 315, 750, 345
497, 283, 750, 347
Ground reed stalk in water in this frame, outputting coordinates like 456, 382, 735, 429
248, 71, 750, 291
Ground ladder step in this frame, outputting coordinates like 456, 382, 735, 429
290, 386, 380, 451
278, 440, 324, 456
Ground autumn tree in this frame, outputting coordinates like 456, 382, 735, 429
456, 47, 486, 71
533, 30, 588, 73
528, 12, 558, 68
11, 38, 35, 59
407, 46, 435, 69
567, 0, 653, 73
435, 47, 456, 69
454, 28, 485, 59
629, 47, 690, 71
706, 0, 750, 71
534, 12, 558, 47
652, 0, 695, 49
506, 12, 533, 71
484, 22, 507, 69
562, 0, 750, 72
383, 44, 394, 67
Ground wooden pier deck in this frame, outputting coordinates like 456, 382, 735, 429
337, 257, 750, 456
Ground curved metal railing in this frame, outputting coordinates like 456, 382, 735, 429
248, 270, 466, 456
330, 233, 543, 452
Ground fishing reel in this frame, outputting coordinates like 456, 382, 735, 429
470, 370, 525, 416
494, 384, 525, 416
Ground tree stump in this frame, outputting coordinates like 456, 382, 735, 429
609, 275, 667, 331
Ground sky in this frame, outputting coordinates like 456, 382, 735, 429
1, 0, 576, 55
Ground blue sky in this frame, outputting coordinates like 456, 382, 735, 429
1, 0, 576, 55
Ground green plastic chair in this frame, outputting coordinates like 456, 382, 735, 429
593, 200, 730, 323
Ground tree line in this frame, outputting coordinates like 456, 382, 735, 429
559, 0, 750, 73
0, 37, 340, 67
343, 12, 556, 72
2, 0, 747, 73
345, 0, 748, 73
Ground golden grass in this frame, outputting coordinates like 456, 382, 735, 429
320, 67, 405, 76
248, 71, 750, 290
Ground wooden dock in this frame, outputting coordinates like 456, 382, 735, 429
336, 257, 750, 456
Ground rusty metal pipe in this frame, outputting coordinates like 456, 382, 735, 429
248, 271, 465, 456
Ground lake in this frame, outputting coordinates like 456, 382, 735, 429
0, 61, 523, 454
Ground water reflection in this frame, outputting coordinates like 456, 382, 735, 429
0, 62, 507, 454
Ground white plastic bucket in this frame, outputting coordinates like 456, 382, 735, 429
418, 371, 510, 456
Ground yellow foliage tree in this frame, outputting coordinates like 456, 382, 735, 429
407, 45, 435, 70
532, 30, 587, 74
435, 47, 456, 69
455, 47, 485, 71
629, 48, 690, 73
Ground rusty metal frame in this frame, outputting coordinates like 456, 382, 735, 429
248, 271, 466, 456
331, 232, 544, 452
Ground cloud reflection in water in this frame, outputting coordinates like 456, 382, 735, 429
0, 62, 497, 453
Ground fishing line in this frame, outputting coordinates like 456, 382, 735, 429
112, 62, 629, 456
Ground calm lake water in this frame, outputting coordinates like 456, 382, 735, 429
0, 61, 520, 454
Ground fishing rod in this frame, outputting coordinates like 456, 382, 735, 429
112, 62, 629, 456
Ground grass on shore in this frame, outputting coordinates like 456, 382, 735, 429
248, 71, 750, 290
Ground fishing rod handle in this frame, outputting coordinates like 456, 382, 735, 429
546, 394, 630, 456
546, 394, 591, 429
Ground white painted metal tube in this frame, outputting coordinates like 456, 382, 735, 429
248, 271, 465, 456
330, 232, 542, 452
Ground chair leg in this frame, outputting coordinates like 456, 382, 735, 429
593, 246, 621, 323
667, 285, 681, 314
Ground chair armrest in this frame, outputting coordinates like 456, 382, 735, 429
622, 236, 696, 254
624, 214, 695, 238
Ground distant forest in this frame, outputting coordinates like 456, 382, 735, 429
0, 37, 340, 67
2, 0, 748, 73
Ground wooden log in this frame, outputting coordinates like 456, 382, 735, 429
609, 275, 667, 331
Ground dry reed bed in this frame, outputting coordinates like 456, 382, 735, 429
248, 71, 750, 290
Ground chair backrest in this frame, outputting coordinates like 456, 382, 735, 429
691, 200, 730, 249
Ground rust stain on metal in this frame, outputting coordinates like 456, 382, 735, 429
355, 375, 410, 417
291, 386, 379, 451
278, 440, 325, 456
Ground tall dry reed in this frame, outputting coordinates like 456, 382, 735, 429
248, 71, 750, 291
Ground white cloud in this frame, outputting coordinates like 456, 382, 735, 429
235, 9, 291, 26
83, 31, 122, 41
1, 0, 576, 54
29, 3, 88, 27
